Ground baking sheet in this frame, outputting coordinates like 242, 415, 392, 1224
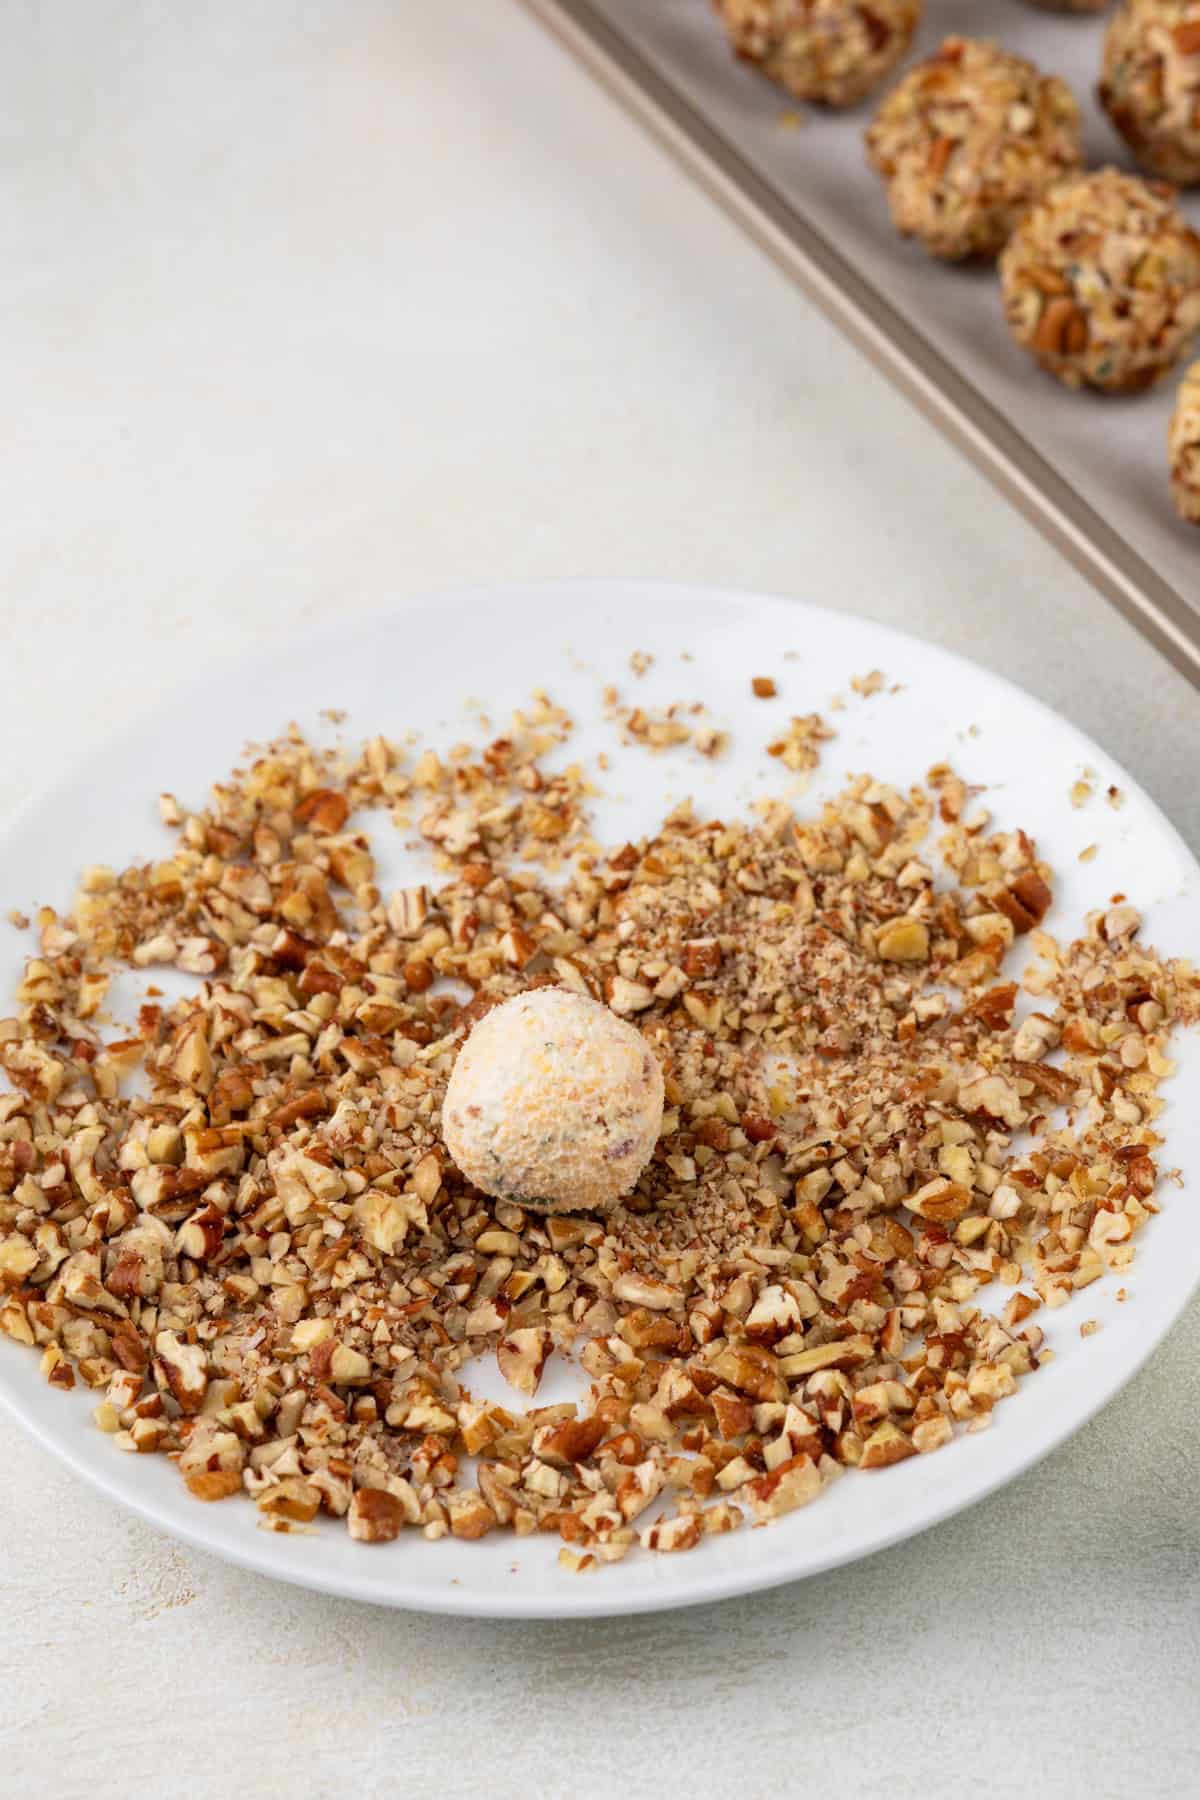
523, 0, 1200, 681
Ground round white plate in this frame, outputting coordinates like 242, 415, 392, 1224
1, 581, 1197, 1618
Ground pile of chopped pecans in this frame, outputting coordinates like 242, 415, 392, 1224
603, 687, 728, 760
0, 700, 1196, 1569
766, 711, 836, 775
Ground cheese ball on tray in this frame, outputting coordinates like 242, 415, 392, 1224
1100, 0, 1200, 185
442, 988, 664, 1215
1168, 359, 1200, 517
715, 0, 922, 109
866, 38, 1083, 262
999, 166, 1200, 389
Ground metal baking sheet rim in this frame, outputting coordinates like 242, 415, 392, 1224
519, 0, 1200, 688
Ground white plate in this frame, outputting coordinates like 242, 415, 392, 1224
1, 581, 1196, 1619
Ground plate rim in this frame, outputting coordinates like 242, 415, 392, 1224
1, 576, 1197, 1619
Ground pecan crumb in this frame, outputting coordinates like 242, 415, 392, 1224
766, 712, 835, 773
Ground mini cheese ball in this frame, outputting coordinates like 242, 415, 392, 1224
715, 0, 922, 109
441, 988, 664, 1215
866, 38, 1083, 262
1100, 0, 1200, 185
999, 166, 1200, 390
1168, 359, 1200, 517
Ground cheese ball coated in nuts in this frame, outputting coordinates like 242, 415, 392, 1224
865, 38, 1084, 262
1100, 0, 1200, 185
715, 0, 922, 109
441, 988, 664, 1215
1168, 359, 1200, 517
998, 167, 1200, 390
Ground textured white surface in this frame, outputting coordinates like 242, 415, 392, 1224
0, 1, 1197, 1795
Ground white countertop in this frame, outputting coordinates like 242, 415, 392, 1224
1, 4, 1197, 1795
